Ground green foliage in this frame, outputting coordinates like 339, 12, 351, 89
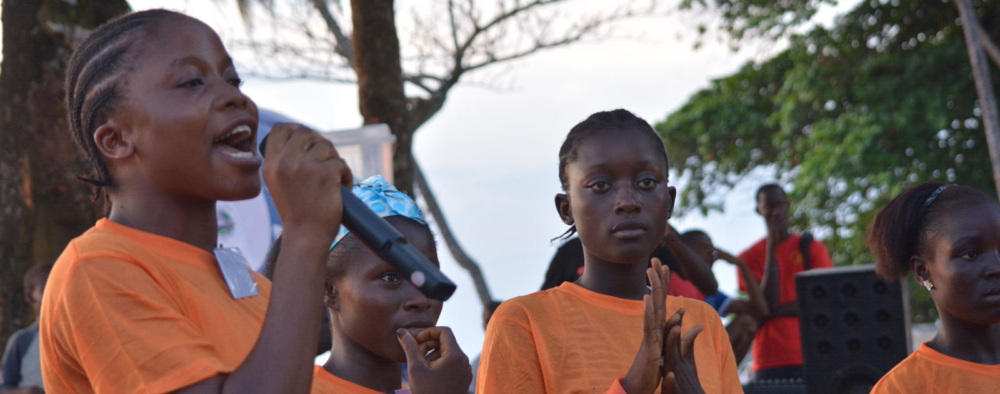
660, 0, 1000, 322
678, 0, 835, 47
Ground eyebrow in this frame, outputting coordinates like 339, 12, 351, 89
951, 235, 981, 246
170, 56, 236, 71
585, 159, 665, 170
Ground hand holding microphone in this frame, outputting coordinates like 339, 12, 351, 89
260, 126, 456, 301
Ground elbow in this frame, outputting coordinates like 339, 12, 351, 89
697, 278, 718, 295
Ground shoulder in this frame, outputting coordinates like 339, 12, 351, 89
739, 238, 767, 260
870, 350, 927, 393
494, 290, 560, 322
3, 325, 37, 356
667, 296, 724, 329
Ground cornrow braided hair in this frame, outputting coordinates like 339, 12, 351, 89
65, 9, 183, 201
554, 108, 670, 241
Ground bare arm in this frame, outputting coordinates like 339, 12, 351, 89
768, 301, 798, 318
662, 229, 718, 296
716, 249, 769, 318
175, 125, 352, 394
758, 235, 781, 313
2, 387, 45, 394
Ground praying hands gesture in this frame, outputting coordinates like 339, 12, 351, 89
621, 258, 705, 394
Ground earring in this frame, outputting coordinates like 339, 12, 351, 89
922, 279, 935, 291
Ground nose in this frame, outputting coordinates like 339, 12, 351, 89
614, 184, 640, 214
214, 80, 249, 111
986, 249, 1000, 279
402, 282, 434, 312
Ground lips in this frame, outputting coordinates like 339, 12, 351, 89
397, 321, 435, 337
213, 124, 255, 155
611, 221, 648, 239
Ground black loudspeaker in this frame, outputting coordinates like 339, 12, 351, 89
795, 264, 911, 394
743, 379, 806, 394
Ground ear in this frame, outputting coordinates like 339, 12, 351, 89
665, 186, 677, 220
555, 193, 573, 225
910, 255, 929, 283
323, 277, 340, 311
93, 119, 135, 161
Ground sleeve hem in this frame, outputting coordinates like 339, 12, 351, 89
606, 377, 628, 394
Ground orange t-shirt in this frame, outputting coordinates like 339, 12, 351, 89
476, 282, 742, 393
738, 234, 832, 370
871, 343, 1000, 393
311, 365, 411, 394
39, 219, 272, 393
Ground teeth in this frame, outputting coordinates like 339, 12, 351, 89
229, 151, 255, 158
214, 125, 252, 143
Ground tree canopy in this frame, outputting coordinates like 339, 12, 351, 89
659, 0, 1000, 322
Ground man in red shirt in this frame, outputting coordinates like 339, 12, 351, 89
739, 184, 832, 380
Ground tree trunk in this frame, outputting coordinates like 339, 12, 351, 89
350, 0, 413, 194
955, 0, 1000, 197
0, 0, 127, 351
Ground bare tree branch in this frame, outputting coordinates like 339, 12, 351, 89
979, 22, 1000, 69
414, 159, 494, 306
310, 0, 355, 64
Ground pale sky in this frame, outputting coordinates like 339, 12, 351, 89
2, 0, 855, 361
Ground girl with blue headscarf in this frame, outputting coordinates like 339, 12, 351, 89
305, 176, 472, 394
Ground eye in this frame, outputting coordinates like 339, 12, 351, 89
177, 78, 204, 88
587, 181, 611, 192
637, 178, 658, 190
959, 250, 980, 261
380, 272, 403, 284
228, 77, 244, 88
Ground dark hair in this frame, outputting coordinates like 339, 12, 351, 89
65, 9, 185, 201
326, 216, 435, 280
755, 183, 786, 204
262, 217, 436, 282
23, 263, 54, 289
867, 183, 995, 280
555, 109, 669, 240
679, 229, 710, 245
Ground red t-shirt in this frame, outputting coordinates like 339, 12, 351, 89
668, 272, 706, 301
738, 234, 832, 370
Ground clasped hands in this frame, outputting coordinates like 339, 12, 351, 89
622, 258, 706, 394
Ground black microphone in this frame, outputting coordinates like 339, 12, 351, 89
259, 134, 456, 301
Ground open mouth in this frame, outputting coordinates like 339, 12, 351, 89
213, 124, 255, 158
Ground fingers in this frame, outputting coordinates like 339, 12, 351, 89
662, 308, 685, 371
662, 371, 677, 394
681, 324, 703, 359
415, 327, 466, 364
649, 258, 668, 324
396, 329, 426, 368
661, 262, 671, 295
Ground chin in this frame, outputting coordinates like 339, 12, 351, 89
218, 182, 262, 201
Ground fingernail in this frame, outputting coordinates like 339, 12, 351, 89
396, 329, 405, 338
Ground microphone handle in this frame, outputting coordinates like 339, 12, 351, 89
339, 185, 457, 301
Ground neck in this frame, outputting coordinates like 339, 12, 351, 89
107, 189, 219, 252
929, 312, 1000, 364
769, 227, 791, 243
324, 330, 402, 393
575, 255, 650, 300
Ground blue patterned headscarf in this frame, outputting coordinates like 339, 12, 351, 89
331, 175, 426, 249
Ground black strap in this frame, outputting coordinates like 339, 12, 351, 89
800, 231, 813, 270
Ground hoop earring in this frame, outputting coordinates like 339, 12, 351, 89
922, 279, 935, 291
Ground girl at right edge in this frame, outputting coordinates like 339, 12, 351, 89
868, 183, 1000, 392
476, 109, 742, 393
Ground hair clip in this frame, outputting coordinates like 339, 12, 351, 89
920, 184, 952, 216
